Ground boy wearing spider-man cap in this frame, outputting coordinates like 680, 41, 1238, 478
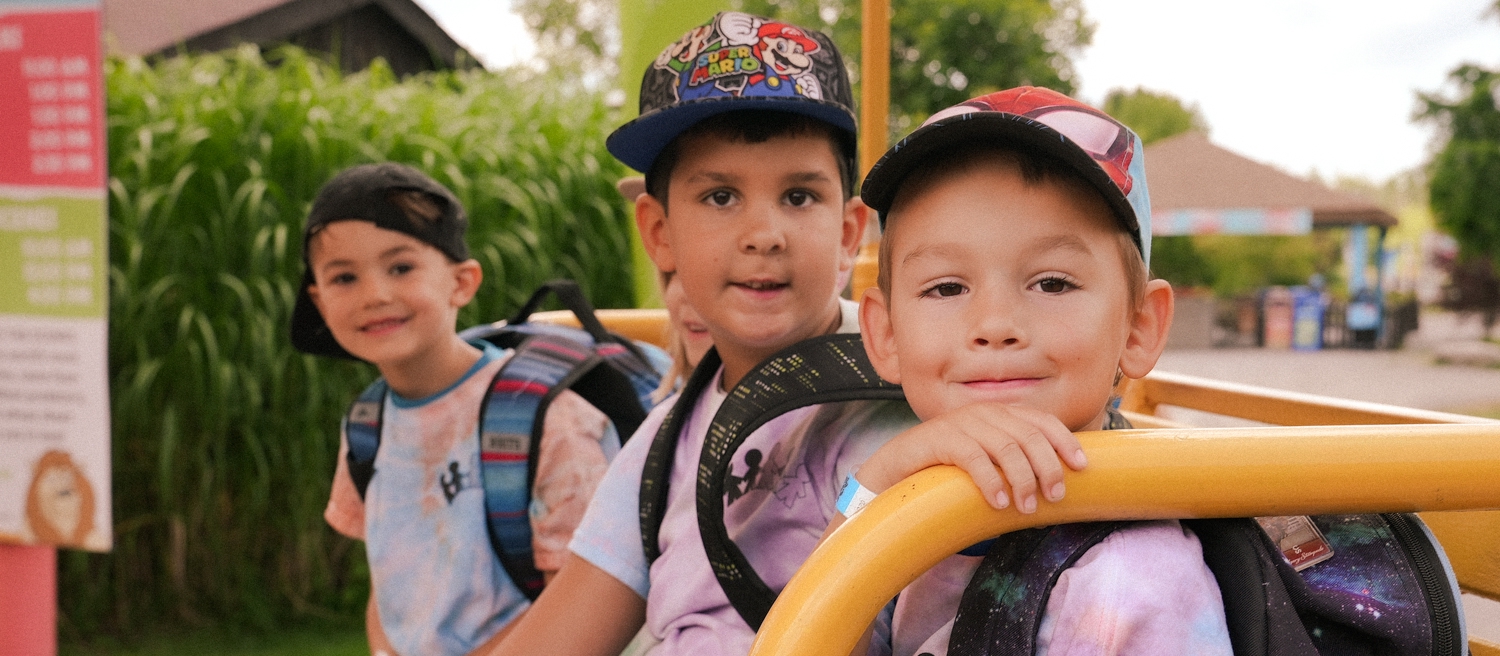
840, 87, 1233, 654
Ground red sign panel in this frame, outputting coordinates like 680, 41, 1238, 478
0, 9, 104, 189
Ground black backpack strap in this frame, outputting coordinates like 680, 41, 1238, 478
948, 522, 1127, 656
345, 378, 387, 499
696, 333, 905, 630
639, 347, 722, 563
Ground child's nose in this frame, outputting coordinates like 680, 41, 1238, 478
968, 292, 1026, 348
738, 212, 787, 255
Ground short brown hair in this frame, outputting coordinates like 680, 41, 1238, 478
645, 110, 858, 209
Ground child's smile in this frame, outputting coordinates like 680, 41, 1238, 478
638, 130, 863, 387
864, 157, 1140, 431
306, 220, 476, 386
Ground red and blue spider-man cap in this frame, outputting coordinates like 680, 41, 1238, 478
606, 11, 856, 174
862, 87, 1153, 265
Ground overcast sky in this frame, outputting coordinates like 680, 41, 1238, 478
415, 0, 1500, 183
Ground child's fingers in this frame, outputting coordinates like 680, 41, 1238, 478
946, 436, 1013, 510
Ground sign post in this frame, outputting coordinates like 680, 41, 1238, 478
0, 2, 109, 653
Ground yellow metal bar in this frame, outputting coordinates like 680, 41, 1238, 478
750, 423, 1500, 656
859, 0, 890, 177
850, 0, 892, 302
530, 308, 670, 349
1121, 370, 1498, 426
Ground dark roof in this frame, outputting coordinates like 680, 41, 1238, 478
104, 0, 474, 74
1144, 132, 1397, 228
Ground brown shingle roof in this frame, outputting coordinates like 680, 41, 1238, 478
1143, 131, 1396, 228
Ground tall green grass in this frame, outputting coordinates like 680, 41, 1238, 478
65, 46, 636, 639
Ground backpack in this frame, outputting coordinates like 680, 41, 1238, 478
345, 279, 669, 600
676, 333, 1467, 654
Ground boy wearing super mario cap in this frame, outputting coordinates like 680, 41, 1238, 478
493, 12, 927, 656
842, 87, 1233, 654
293, 163, 620, 656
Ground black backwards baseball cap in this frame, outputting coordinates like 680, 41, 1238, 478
862, 87, 1154, 266
606, 11, 857, 174
290, 162, 470, 359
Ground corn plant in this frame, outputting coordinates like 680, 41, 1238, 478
63, 45, 636, 638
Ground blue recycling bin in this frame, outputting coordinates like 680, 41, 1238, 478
1291, 286, 1323, 351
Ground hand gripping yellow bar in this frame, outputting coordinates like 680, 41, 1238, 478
750, 423, 1500, 656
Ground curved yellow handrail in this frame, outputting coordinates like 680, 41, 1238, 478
750, 423, 1500, 656
530, 308, 670, 349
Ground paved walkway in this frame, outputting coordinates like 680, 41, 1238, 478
1156, 310, 1500, 415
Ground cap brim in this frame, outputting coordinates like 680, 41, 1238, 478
862, 112, 1139, 244
607, 96, 857, 174
289, 269, 359, 360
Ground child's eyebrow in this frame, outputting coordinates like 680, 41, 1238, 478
901, 234, 1093, 266
781, 171, 833, 186
1033, 234, 1093, 255
314, 245, 417, 271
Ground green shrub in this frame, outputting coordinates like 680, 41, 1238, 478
65, 45, 635, 638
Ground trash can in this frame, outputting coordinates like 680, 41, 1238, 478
1263, 286, 1294, 349
1347, 288, 1380, 349
1292, 286, 1323, 351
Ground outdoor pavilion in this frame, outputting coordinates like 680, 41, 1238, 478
1142, 131, 1400, 346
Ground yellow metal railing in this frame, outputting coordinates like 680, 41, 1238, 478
750, 423, 1500, 655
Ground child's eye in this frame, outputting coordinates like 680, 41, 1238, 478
920, 282, 967, 298
784, 189, 817, 207
390, 262, 414, 276
1033, 277, 1076, 294
704, 190, 737, 207
330, 272, 356, 285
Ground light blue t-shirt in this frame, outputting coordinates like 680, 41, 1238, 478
363, 343, 527, 655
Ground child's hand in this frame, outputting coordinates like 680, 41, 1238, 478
854, 403, 1088, 513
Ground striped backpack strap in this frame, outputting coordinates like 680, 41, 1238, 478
345, 378, 387, 499
478, 332, 607, 600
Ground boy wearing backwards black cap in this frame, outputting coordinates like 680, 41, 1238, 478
843, 87, 1232, 654
293, 163, 619, 655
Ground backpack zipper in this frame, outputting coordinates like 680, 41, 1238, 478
1382, 513, 1461, 656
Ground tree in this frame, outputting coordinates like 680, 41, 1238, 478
519, 0, 1093, 138
732, 0, 1092, 136
1098, 88, 1215, 288
1102, 86, 1208, 145
1418, 63, 1500, 329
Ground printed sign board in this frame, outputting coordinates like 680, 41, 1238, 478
0, 0, 111, 552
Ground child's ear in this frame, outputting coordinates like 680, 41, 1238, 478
635, 193, 674, 273
1119, 279, 1174, 380
859, 286, 902, 385
839, 197, 871, 274
451, 259, 483, 307
306, 282, 324, 313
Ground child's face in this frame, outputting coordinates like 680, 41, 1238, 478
863, 160, 1148, 431
663, 274, 713, 370
637, 131, 864, 375
306, 221, 479, 368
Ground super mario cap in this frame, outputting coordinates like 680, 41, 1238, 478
606, 12, 856, 174
862, 87, 1153, 265
290, 162, 470, 360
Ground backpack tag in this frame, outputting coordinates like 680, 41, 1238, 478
1255, 515, 1334, 571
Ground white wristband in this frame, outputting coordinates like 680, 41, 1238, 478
836, 474, 878, 519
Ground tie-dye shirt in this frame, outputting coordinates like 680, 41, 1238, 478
891, 520, 1233, 656
325, 341, 618, 655
569, 299, 917, 656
